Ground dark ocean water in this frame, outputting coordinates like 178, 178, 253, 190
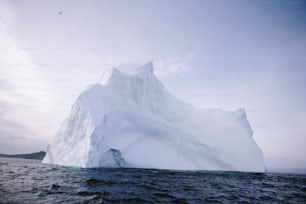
0, 158, 305, 203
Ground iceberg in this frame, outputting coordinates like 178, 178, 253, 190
43, 62, 265, 172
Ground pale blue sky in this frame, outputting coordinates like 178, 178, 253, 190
0, 0, 305, 168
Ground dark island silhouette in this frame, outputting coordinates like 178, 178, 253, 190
0, 151, 46, 160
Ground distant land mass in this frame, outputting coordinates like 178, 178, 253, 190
0, 151, 46, 160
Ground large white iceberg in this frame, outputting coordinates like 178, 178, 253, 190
43, 62, 265, 172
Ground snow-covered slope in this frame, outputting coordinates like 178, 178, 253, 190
43, 62, 265, 172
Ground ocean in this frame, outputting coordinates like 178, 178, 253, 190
0, 157, 305, 203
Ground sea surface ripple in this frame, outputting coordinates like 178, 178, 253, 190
0, 158, 305, 203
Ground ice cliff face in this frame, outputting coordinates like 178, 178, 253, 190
43, 62, 265, 172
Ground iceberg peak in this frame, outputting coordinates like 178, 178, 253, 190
100, 67, 124, 85
100, 62, 154, 85
137, 61, 154, 74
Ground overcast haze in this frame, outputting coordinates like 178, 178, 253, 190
0, 0, 305, 169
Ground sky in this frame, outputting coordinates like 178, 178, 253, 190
0, 0, 305, 169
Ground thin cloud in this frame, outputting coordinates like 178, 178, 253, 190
154, 54, 195, 78
0, 113, 46, 153
0, 117, 33, 139
0, 20, 52, 111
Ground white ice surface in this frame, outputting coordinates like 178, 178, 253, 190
43, 62, 265, 172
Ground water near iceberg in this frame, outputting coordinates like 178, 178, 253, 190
1, 158, 305, 203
